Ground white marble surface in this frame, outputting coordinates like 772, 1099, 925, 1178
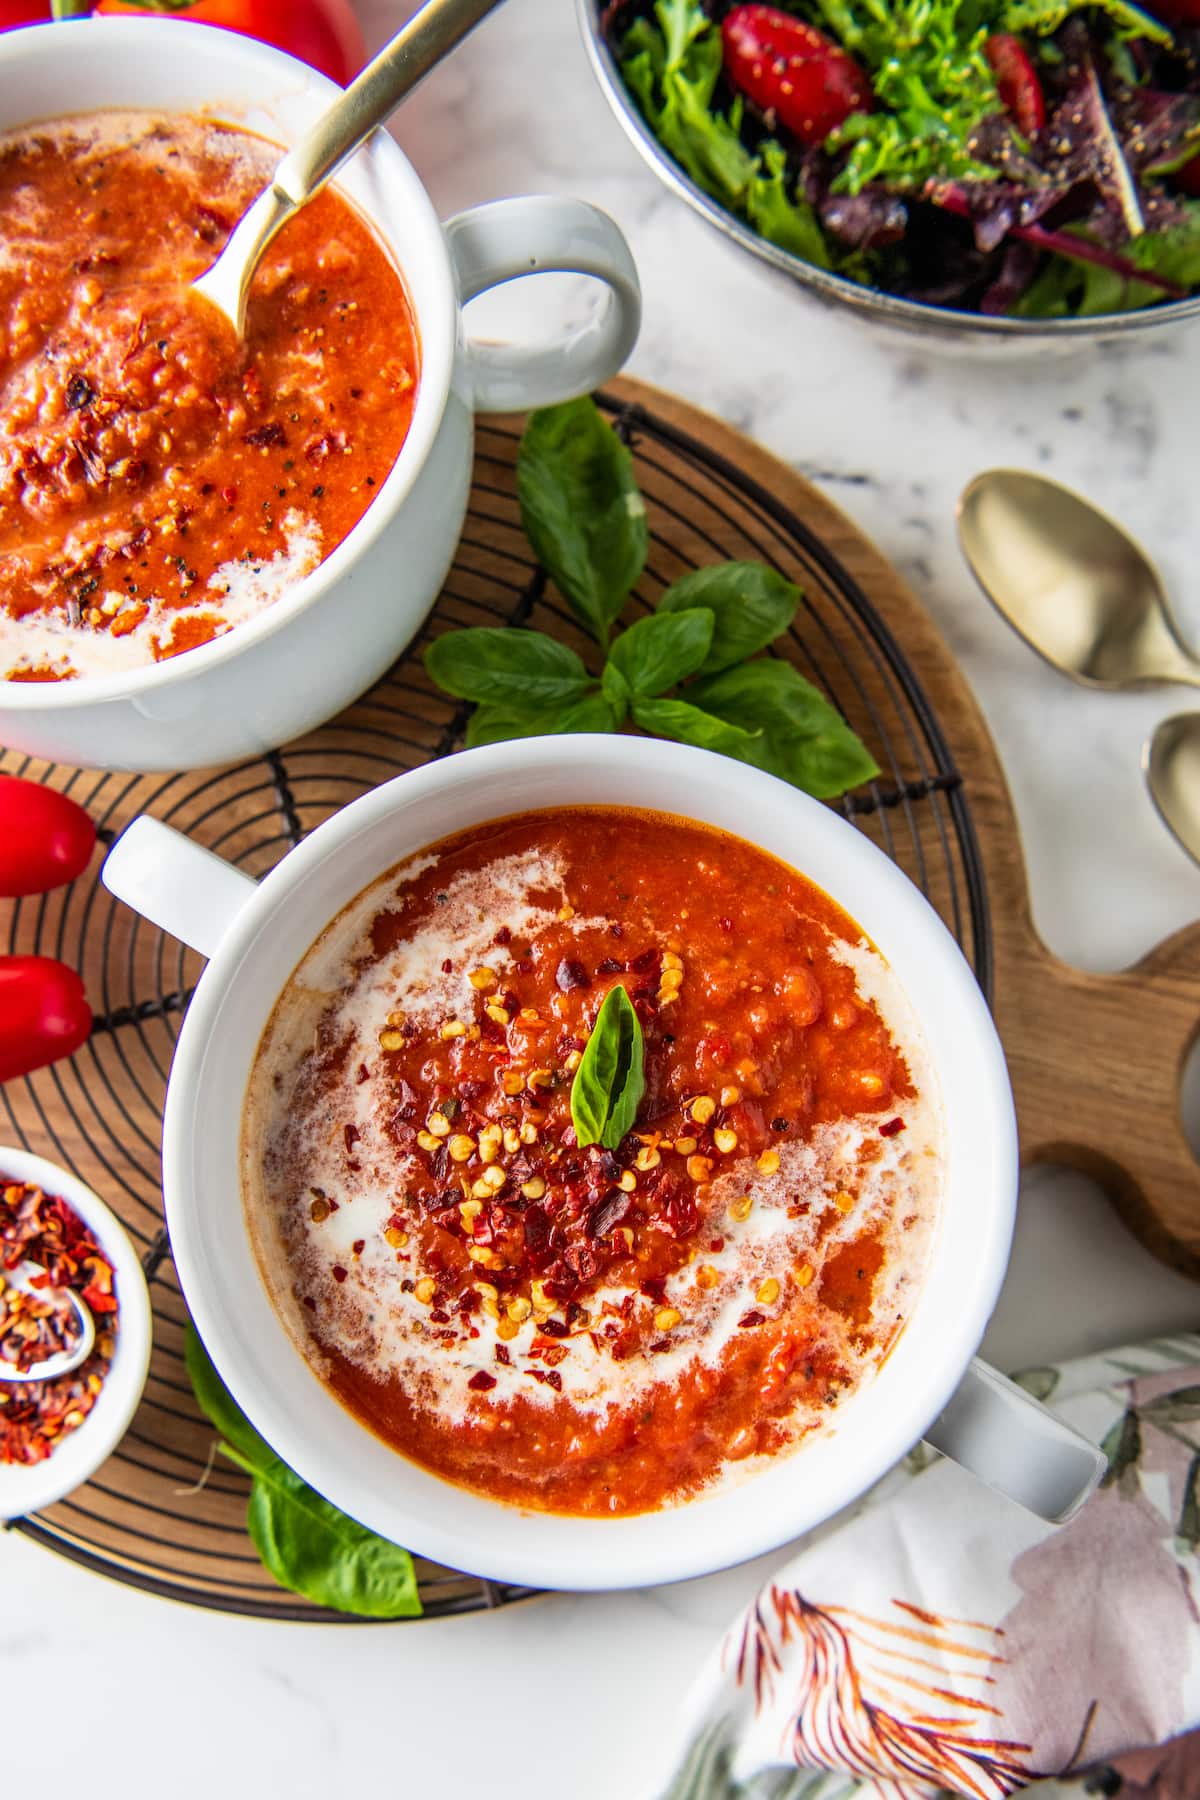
4, 1, 1200, 1791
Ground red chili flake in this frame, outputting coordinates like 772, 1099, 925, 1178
771, 1116, 789, 1132
539, 1318, 569, 1339
243, 421, 287, 449
468, 1370, 497, 1392
597, 958, 623, 975
352, 1239, 365, 1256
879, 1117, 906, 1138
343, 1124, 361, 1153
738, 1310, 765, 1328
332, 1266, 348, 1283
556, 959, 589, 993
609, 923, 624, 939
495, 1344, 511, 1366
221, 484, 238, 504
639, 1275, 667, 1303
65, 374, 95, 412
629, 947, 658, 974
356, 1064, 370, 1085
494, 926, 512, 946
719, 917, 734, 933
544, 1370, 563, 1392
0, 1177, 118, 1466
587, 1191, 631, 1240
708, 1237, 725, 1254
81, 1282, 118, 1315
441, 958, 453, 974
648, 1337, 672, 1354
430, 1309, 450, 1324
302, 1295, 316, 1312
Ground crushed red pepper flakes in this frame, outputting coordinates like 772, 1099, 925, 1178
0, 1176, 117, 1467
879, 1116, 906, 1138
468, 1370, 496, 1392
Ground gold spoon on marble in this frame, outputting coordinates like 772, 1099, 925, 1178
957, 468, 1200, 866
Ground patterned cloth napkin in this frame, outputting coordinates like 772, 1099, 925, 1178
661, 1334, 1200, 1800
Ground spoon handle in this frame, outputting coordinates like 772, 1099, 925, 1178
201, 0, 506, 335
279, 0, 506, 204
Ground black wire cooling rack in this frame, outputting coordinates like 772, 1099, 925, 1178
0, 389, 992, 1621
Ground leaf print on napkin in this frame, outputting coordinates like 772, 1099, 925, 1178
732, 1587, 1039, 1799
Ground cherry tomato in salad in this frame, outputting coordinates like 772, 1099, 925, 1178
0, 776, 96, 898
0, 956, 92, 1083
0, 0, 366, 86
721, 5, 872, 148
985, 34, 1046, 138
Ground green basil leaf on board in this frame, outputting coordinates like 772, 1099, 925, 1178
608, 607, 713, 696
184, 1318, 277, 1469
570, 982, 645, 1151
517, 398, 647, 648
243, 1459, 422, 1620
464, 690, 617, 749
688, 661, 881, 798
656, 562, 800, 674
185, 1321, 422, 1619
601, 657, 632, 721
424, 627, 589, 707
631, 695, 764, 760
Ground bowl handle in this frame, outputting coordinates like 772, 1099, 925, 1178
923, 1356, 1106, 1523
444, 196, 641, 413
101, 818, 258, 960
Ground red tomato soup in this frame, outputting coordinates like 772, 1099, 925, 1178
0, 111, 418, 682
243, 808, 943, 1516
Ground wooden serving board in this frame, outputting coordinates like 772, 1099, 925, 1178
1, 374, 1196, 1621
700, 391, 1200, 1280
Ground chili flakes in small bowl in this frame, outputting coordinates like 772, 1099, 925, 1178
0, 1176, 118, 1466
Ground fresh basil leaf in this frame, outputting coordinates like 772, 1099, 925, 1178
464, 690, 617, 749
185, 1321, 276, 1470
571, 982, 645, 1151
688, 661, 880, 798
657, 563, 800, 674
608, 608, 713, 697
424, 628, 589, 707
242, 1455, 422, 1619
517, 398, 648, 648
601, 658, 632, 721
188, 1321, 421, 1619
632, 695, 764, 759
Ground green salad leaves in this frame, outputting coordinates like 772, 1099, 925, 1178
423, 398, 879, 802
611, 0, 1200, 319
185, 1322, 422, 1618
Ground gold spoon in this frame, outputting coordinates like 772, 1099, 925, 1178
1146, 714, 1200, 868
957, 469, 1200, 691
194, 0, 506, 338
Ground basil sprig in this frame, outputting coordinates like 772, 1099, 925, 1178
185, 1322, 422, 1619
423, 397, 879, 800
570, 983, 645, 1150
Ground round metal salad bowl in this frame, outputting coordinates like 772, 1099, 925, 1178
577, 0, 1200, 350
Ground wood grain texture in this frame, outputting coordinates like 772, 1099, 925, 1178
617, 378, 1200, 1279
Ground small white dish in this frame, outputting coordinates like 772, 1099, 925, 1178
0, 1146, 152, 1522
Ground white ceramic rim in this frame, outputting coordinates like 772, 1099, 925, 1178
0, 19, 456, 712
159, 736, 1018, 1590
0, 1144, 153, 1521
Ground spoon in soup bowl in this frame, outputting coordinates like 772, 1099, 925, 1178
0, 1259, 96, 1384
193, 0, 506, 339
957, 468, 1200, 690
